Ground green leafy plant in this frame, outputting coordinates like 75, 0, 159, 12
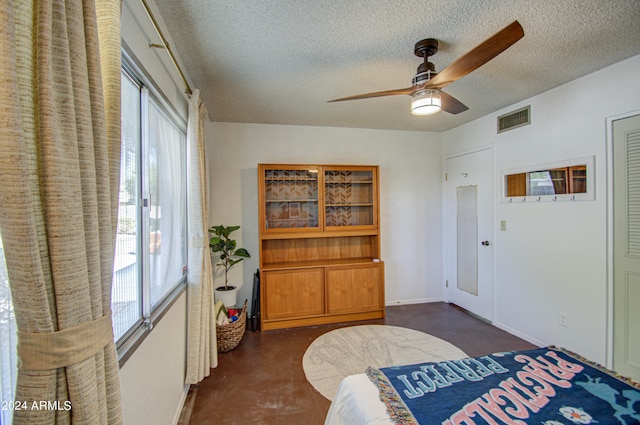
209, 225, 251, 290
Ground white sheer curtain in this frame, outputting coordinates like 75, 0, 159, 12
185, 89, 218, 384
148, 100, 188, 307
0, 233, 17, 425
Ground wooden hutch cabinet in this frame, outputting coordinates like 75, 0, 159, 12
258, 164, 385, 330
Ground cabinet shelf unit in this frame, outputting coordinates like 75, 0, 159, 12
258, 164, 384, 330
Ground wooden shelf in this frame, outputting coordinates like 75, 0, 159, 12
259, 228, 379, 240
266, 199, 318, 202
262, 257, 379, 271
326, 203, 374, 207
265, 177, 317, 181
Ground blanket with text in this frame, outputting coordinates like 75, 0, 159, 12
366, 347, 640, 425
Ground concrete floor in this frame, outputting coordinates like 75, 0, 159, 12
181, 302, 537, 425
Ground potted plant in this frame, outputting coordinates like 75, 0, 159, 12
209, 225, 251, 307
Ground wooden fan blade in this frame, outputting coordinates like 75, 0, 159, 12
328, 86, 416, 102
440, 91, 469, 114
425, 20, 524, 90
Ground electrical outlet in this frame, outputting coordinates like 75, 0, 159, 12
500, 220, 507, 231
559, 313, 568, 327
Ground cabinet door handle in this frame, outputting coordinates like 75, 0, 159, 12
481, 240, 491, 246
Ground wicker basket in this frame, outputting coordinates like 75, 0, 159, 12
216, 300, 247, 353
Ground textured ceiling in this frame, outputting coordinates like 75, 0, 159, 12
153, 0, 640, 132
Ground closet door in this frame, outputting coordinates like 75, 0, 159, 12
445, 148, 494, 321
613, 114, 640, 382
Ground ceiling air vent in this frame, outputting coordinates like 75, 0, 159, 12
497, 105, 531, 133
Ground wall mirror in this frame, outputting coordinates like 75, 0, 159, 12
501, 156, 595, 203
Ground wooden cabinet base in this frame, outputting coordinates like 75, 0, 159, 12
261, 309, 385, 331
260, 262, 385, 331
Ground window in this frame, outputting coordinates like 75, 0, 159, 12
113, 64, 187, 357
501, 156, 595, 203
112, 71, 142, 341
0, 233, 17, 425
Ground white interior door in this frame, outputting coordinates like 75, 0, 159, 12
445, 148, 494, 321
613, 114, 640, 382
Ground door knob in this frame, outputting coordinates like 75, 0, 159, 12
481, 240, 491, 246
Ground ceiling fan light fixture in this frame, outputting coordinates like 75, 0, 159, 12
411, 89, 441, 115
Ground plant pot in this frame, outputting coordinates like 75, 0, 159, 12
215, 286, 238, 308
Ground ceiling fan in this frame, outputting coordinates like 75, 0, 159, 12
328, 20, 524, 116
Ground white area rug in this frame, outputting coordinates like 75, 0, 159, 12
302, 325, 468, 400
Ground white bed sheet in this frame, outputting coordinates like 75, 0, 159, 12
324, 374, 394, 425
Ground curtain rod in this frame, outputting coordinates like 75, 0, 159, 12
140, 0, 193, 96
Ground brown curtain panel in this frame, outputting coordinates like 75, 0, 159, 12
0, 1, 122, 424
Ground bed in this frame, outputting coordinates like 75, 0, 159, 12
325, 347, 640, 425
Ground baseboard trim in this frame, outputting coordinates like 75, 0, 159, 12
172, 384, 191, 425
386, 297, 443, 306
492, 321, 547, 348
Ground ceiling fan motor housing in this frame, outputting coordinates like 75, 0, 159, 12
413, 61, 437, 85
413, 38, 439, 85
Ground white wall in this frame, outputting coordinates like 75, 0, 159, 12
442, 54, 640, 364
120, 1, 190, 424
119, 292, 188, 425
206, 123, 443, 307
